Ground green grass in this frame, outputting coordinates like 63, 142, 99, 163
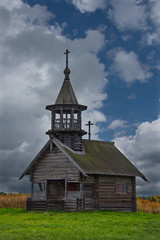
0, 209, 160, 240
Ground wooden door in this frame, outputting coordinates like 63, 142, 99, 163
47, 180, 65, 200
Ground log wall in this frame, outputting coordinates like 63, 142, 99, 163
47, 180, 65, 200
57, 133, 83, 151
98, 175, 136, 212
31, 145, 80, 183
29, 167, 136, 212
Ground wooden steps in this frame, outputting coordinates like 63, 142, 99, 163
26, 199, 46, 211
47, 200, 64, 210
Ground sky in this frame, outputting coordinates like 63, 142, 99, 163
0, 0, 160, 195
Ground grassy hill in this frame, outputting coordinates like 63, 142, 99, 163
0, 208, 160, 240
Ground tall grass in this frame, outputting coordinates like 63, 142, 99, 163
0, 193, 29, 208
137, 195, 160, 214
0, 193, 160, 213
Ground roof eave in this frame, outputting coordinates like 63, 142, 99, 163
86, 172, 148, 181
46, 103, 87, 111
19, 140, 51, 180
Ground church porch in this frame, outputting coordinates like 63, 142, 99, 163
26, 179, 95, 211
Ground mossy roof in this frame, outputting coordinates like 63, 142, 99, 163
63, 139, 147, 180
19, 138, 147, 181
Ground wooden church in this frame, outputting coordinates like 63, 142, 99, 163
20, 50, 147, 212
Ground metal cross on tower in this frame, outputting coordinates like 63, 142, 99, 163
85, 121, 94, 140
64, 49, 70, 68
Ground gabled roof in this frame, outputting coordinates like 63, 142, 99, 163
55, 79, 78, 104
19, 140, 50, 180
19, 139, 87, 180
63, 139, 147, 181
19, 138, 147, 181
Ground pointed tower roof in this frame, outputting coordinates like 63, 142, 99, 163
55, 49, 78, 105
55, 80, 78, 104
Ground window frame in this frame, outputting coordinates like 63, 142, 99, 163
67, 182, 80, 192
115, 183, 127, 194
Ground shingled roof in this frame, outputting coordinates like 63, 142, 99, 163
55, 79, 78, 104
19, 138, 147, 181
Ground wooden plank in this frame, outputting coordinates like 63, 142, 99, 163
31, 182, 33, 198
132, 176, 136, 212
32, 148, 80, 182
26, 199, 46, 211
97, 175, 134, 211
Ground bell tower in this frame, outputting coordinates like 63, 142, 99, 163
46, 50, 87, 151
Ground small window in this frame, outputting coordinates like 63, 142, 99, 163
55, 113, 60, 119
67, 183, 80, 191
115, 184, 126, 194
74, 113, 78, 120
33, 182, 45, 192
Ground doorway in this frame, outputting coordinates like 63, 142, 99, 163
47, 180, 65, 200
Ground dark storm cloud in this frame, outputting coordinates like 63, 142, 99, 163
0, 130, 49, 193
0, 0, 107, 192
1, 0, 159, 196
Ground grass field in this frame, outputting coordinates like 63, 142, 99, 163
0, 208, 160, 240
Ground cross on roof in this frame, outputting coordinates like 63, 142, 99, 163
64, 49, 70, 68
85, 121, 94, 140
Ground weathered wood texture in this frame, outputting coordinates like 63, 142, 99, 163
26, 199, 46, 211
132, 176, 136, 212
27, 174, 136, 212
98, 175, 136, 212
47, 200, 64, 210
57, 133, 83, 151
64, 178, 95, 211
26, 199, 64, 211
48, 180, 65, 200
31, 146, 80, 183
32, 191, 45, 200
64, 197, 94, 211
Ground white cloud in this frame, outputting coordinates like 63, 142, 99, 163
127, 94, 136, 100
84, 110, 107, 123
150, 0, 160, 27
0, 0, 23, 11
110, 49, 152, 84
108, 0, 147, 30
82, 110, 107, 140
108, 119, 127, 130
0, 0, 107, 192
0, 2, 54, 39
72, 30, 106, 54
121, 35, 132, 42
84, 124, 103, 140
18, 142, 29, 153
146, 0, 160, 45
146, 32, 159, 45
114, 116, 160, 195
69, 0, 106, 13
